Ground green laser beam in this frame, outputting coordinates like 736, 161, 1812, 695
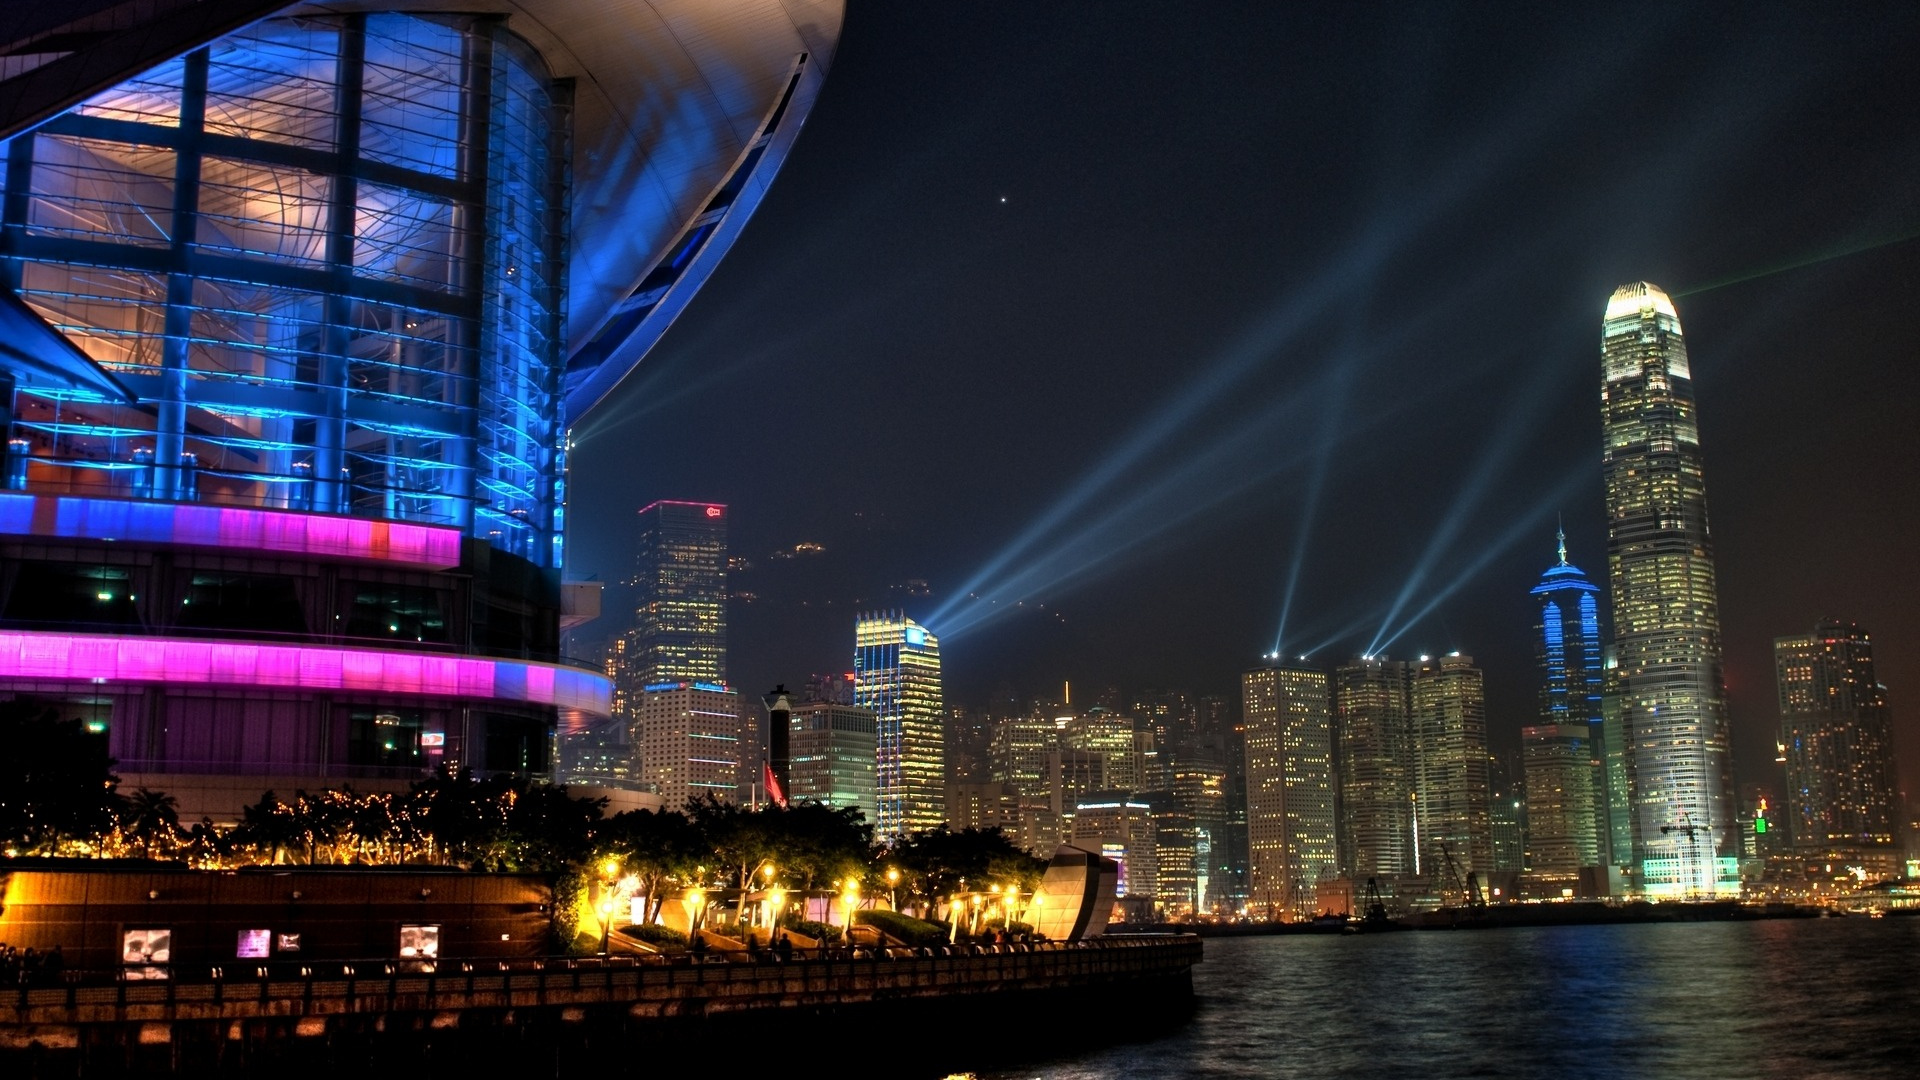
1676, 227, 1920, 297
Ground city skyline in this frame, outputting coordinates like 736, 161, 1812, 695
568, 5, 1920, 799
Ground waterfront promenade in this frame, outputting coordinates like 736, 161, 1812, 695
0, 935, 1201, 1074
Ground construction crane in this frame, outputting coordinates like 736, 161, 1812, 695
1437, 841, 1484, 909
1660, 811, 1706, 900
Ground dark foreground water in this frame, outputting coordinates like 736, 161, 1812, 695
967, 917, 1920, 1080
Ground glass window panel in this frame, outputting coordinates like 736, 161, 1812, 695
27, 135, 175, 247
74, 56, 187, 128
204, 20, 341, 149
194, 156, 331, 264
355, 182, 463, 292
359, 14, 466, 178
17, 262, 169, 373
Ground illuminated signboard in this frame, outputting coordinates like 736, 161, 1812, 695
236, 929, 272, 959
0, 492, 462, 567
0, 631, 613, 717
399, 924, 440, 959
705, 506, 723, 518
420, 732, 447, 747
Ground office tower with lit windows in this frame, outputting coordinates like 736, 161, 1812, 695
1241, 664, 1337, 920
0, 3, 842, 821
1063, 708, 1145, 791
626, 500, 728, 691
990, 711, 1059, 796
1601, 282, 1736, 896
1151, 762, 1229, 914
1410, 653, 1493, 878
1774, 622, 1900, 873
1523, 530, 1606, 880
787, 699, 878, 819
1071, 797, 1158, 907
854, 611, 944, 839
1332, 655, 1416, 880
633, 680, 740, 809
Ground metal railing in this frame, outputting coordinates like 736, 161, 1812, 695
0, 936, 1201, 1015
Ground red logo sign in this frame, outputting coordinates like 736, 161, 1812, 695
705, 506, 722, 518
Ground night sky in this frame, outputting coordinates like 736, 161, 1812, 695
569, 3, 1920, 794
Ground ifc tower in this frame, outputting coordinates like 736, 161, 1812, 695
1600, 282, 1736, 896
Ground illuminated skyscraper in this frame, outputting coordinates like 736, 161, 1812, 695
633, 681, 740, 809
627, 500, 728, 689
1241, 665, 1337, 921
1410, 653, 1492, 879
1774, 622, 1900, 873
788, 700, 879, 820
854, 611, 944, 840
1522, 530, 1605, 880
1601, 282, 1736, 896
1332, 656, 1415, 879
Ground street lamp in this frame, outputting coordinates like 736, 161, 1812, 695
841, 880, 860, 941
887, 868, 901, 912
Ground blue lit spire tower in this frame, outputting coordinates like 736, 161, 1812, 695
1600, 282, 1736, 896
1521, 528, 1605, 884
0, 3, 843, 820
855, 611, 945, 841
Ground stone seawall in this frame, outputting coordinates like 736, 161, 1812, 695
0, 936, 1202, 1076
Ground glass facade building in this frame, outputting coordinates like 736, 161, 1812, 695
3, 15, 569, 565
1240, 664, 1336, 921
788, 699, 878, 819
0, 3, 843, 819
1331, 655, 1415, 880
1410, 653, 1493, 879
854, 611, 944, 841
1774, 622, 1900, 870
1523, 531, 1605, 879
1600, 282, 1736, 896
625, 499, 728, 693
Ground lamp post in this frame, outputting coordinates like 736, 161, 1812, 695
841, 880, 860, 944
887, 868, 900, 912
597, 857, 621, 956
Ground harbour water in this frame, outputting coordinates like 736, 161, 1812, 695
965, 917, 1920, 1079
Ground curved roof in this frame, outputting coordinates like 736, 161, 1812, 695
0, 0, 845, 423
301, 0, 845, 421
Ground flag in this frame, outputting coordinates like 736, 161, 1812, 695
763, 760, 788, 809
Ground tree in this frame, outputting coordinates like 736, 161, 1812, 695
888, 826, 1046, 912
118, 788, 181, 860
0, 703, 122, 854
599, 807, 703, 925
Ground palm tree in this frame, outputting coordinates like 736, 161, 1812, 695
120, 788, 180, 860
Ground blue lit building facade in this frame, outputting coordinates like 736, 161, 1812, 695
1522, 530, 1606, 884
0, 2, 842, 818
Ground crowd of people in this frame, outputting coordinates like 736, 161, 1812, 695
0, 943, 65, 985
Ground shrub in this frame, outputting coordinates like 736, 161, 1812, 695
789, 918, 842, 943
620, 924, 687, 948
855, 909, 948, 947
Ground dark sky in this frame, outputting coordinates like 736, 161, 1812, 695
569, 3, 1920, 796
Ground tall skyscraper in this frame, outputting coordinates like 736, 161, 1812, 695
1774, 622, 1900, 874
854, 611, 945, 840
1600, 282, 1735, 896
788, 700, 879, 820
1241, 665, 1337, 921
627, 501, 729, 692
1332, 656, 1415, 880
633, 681, 741, 809
1522, 530, 1606, 881
990, 711, 1059, 796
1410, 653, 1493, 879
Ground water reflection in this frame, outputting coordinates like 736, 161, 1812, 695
973, 918, 1920, 1079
